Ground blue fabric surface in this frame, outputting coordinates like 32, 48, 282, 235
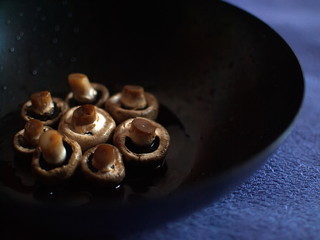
124, 1, 320, 239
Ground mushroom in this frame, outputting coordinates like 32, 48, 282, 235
58, 104, 116, 151
81, 144, 125, 186
113, 117, 170, 166
32, 130, 82, 184
13, 119, 52, 154
65, 73, 109, 107
21, 90, 67, 126
105, 85, 159, 124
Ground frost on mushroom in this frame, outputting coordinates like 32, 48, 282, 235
65, 73, 109, 108
105, 85, 159, 124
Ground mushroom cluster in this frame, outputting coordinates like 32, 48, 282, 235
13, 73, 170, 188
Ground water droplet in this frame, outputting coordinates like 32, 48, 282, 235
41, 16, 46, 21
2, 85, 7, 90
52, 37, 58, 44
32, 69, 38, 75
9, 47, 15, 53
0, 65, 4, 72
70, 56, 77, 62
16, 35, 22, 40
36, 6, 41, 12
6, 19, 11, 25
19, 31, 24, 36
54, 25, 60, 32
19, 12, 24, 17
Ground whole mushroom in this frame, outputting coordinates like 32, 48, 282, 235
21, 90, 67, 126
113, 117, 170, 167
65, 73, 109, 108
81, 144, 125, 186
13, 119, 51, 154
58, 104, 116, 151
32, 130, 82, 184
105, 85, 159, 124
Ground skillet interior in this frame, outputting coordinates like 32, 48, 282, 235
0, 0, 303, 235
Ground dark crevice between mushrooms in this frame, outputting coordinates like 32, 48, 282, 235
87, 153, 115, 173
26, 102, 61, 121
120, 104, 148, 111
125, 136, 160, 154
39, 142, 72, 171
17, 135, 35, 149
67, 90, 102, 108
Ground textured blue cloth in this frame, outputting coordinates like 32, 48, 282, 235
124, 1, 320, 239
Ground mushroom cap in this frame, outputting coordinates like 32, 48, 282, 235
31, 135, 82, 184
105, 92, 159, 124
21, 97, 68, 126
81, 144, 125, 186
65, 82, 109, 108
58, 105, 116, 151
113, 117, 170, 165
13, 126, 52, 154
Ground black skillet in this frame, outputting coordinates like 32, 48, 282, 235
0, 0, 304, 237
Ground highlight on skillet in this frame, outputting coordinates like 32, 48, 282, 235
13, 73, 170, 187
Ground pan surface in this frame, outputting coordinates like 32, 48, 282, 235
0, 0, 303, 236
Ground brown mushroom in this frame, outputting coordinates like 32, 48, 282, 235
105, 85, 159, 124
32, 130, 82, 184
65, 73, 109, 107
81, 144, 125, 186
113, 117, 170, 166
21, 90, 67, 126
13, 119, 52, 154
58, 104, 116, 151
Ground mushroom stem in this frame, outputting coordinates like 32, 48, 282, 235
39, 130, 66, 165
30, 91, 54, 115
71, 104, 97, 133
129, 118, 156, 146
24, 119, 44, 146
92, 144, 115, 171
68, 73, 97, 103
120, 85, 147, 109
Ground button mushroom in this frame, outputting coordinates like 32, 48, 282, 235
21, 90, 67, 126
32, 130, 82, 184
113, 117, 170, 166
81, 144, 125, 186
58, 104, 116, 151
105, 85, 159, 124
13, 119, 52, 154
65, 73, 109, 108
